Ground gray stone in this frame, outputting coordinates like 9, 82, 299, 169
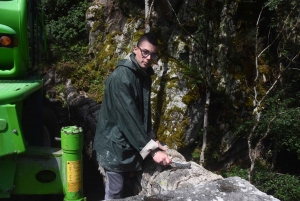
109, 177, 279, 201
127, 150, 278, 201
136, 149, 223, 197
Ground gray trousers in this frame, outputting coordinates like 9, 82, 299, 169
105, 171, 132, 199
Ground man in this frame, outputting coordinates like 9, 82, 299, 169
94, 32, 172, 199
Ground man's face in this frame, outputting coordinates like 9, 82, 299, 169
133, 40, 158, 70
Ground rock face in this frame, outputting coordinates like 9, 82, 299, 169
85, 0, 209, 150
84, 0, 249, 163
83, 0, 300, 175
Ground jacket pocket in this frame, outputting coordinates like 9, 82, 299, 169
110, 127, 132, 150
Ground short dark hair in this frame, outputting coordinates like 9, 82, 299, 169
137, 32, 158, 47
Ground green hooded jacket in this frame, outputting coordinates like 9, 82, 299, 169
94, 53, 158, 172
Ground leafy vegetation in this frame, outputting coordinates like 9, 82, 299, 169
221, 166, 248, 180
41, 0, 94, 99
235, 75, 300, 161
42, 0, 90, 47
254, 171, 300, 201
181, 61, 204, 88
222, 161, 300, 201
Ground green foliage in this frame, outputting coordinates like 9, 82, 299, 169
231, 1, 300, 198
234, 72, 300, 158
255, 80, 300, 158
232, 73, 300, 199
265, 0, 283, 11
41, 0, 98, 102
181, 61, 204, 88
252, 160, 300, 201
191, 147, 201, 162
222, 163, 300, 201
221, 166, 248, 180
42, 0, 90, 47
256, 173, 300, 201
193, 124, 226, 165
50, 41, 88, 61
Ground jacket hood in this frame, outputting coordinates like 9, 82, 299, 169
116, 53, 154, 77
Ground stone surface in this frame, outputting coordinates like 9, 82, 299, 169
110, 177, 280, 201
135, 149, 223, 196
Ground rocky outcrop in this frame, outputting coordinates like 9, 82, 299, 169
85, 0, 209, 151
84, 0, 252, 163
82, 0, 300, 173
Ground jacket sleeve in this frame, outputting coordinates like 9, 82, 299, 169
111, 68, 158, 159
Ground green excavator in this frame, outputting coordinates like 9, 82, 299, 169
0, 0, 86, 200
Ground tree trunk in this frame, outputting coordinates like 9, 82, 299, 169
145, 0, 154, 33
200, 86, 210, 166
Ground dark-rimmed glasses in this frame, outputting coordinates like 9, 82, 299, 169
137, 46, 159, 60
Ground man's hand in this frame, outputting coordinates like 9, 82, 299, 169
151, 150, 172, 165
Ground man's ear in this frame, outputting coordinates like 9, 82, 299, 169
133, 46, 138, 54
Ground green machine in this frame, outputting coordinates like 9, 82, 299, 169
0, 0, 86, 200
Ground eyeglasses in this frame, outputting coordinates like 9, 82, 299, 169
137, 46, 159, 60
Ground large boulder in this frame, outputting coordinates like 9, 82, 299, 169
117, 177, 280, 201
134, 149, 223, 196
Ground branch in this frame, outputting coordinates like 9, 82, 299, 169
257, 2, 299, 58
146, 0, 155, 21
259, 53, 298, 104
254, 2, 299, 108
247, 118, 260, 182
288, 68, 300, 71
165, 0, 201, 45
282, 53, 299, 64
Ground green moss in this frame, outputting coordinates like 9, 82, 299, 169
171, 35, 187, 47
166, 79, 177, 89
133, 30, 144, 40
155, 102, 190, 149
258, 64, 270, 74
151, 56, 201, 149
182, 87, 201, 105
84, 17, 145, 103
86, 61, 94, 71
90, 8, 106, 33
